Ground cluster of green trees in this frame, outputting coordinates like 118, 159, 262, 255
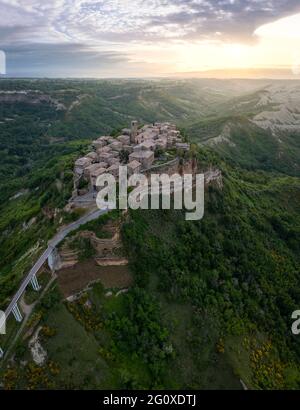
69, 237, 96, 262
107, 287, 171, 385
121, 148, 300, 388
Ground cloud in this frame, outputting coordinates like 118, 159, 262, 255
1, 0, 300, 76
4, 43, 129, 77
2, 0, 300, 45
145, 0, 300, 43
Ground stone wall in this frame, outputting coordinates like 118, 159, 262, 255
142, 158, 198, 178
142, 157, 222, 188
58, 245, 78, 269
78, 229, 122, 257
95, 258, 128, 266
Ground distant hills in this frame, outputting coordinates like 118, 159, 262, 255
172, 68, 300, 79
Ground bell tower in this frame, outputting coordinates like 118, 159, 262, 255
131, 120, 138, 144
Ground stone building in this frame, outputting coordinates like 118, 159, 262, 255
106, 164, 120, 178
155, 138, 167, 149
110, 150, 119, 158
84, 163, 103, 178
107, 157, 120, 166
92, 139, 106, 150
97, 146, 111, 154
123, 144, 134, 153
109, 141, 123, 152
85, 152, 98, 162
129, 150, 154, 169
117, 135, 130, 145
74, 157, 93, 176
130, 120, 139, 144
99, 152, 114, 163
90, 167, 107, 189
136, 140, 156, 151
98, 162, 109, 168
127, 160, 141, 175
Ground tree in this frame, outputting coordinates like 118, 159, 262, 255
120, 149, 129, 164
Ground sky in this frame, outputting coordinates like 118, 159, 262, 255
1, 0, 300, 77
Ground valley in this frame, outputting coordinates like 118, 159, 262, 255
0, 78, 299, 390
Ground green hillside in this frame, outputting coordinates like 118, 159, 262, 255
1, 148, 300, 389
0, 78, 299, 390
187, 116, 300, 176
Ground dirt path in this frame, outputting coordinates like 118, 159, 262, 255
19, 293, 33, 316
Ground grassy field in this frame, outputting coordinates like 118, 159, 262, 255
42, 299, 110, 389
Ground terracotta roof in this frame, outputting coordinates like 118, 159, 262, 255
130, 150, 154, 159
90, 167, 107, 177
128, 160, 141, 169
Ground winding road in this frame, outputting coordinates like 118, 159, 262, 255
4, 207, 108, 319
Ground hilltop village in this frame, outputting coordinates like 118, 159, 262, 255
73, 121, 190, 195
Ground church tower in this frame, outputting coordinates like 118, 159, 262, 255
131, 120, 138, 144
